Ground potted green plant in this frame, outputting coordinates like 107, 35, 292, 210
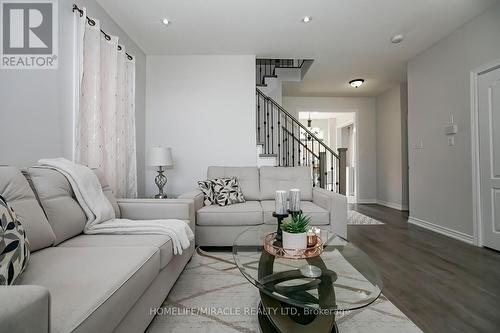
281, 213, 311, 252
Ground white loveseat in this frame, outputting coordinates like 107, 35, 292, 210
179, 166, 347, 246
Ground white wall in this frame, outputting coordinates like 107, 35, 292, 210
0, 0, 147, 196
283, 96, 377, 201
407, 2, 500, 238
146, 55, 256, 196
375, 84, 407, 210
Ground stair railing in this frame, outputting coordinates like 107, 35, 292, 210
256, 59, 305, 86
256, 88, 347, 194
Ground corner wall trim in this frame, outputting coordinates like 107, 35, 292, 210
408, 216, 474, 245
377, 200, 408, 211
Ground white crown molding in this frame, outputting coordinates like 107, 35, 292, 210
408, 216, 474, 245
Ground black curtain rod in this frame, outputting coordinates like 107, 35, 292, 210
72, 4, 133, 61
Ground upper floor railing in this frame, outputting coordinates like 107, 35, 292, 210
256, 59, 306, 86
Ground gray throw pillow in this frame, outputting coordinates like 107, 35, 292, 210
0, 194, 30, 285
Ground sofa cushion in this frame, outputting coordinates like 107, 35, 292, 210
27, 167, 87, 245
261, 200, 330, 225
59, 234, 174, 269
207, 167, 260, 200
93, 169, 121, 217
15, 246, 160, 333
0, 166, 55, 251
259, 166, 313, 201
197, 201, 263, 226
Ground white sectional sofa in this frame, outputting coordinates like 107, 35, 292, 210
179, 166, 348, 246
0, 166, 195, 333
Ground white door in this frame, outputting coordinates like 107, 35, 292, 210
478, 65, 500, 251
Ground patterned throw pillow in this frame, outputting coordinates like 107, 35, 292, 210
198, 180, 216, 206
0, 195, 30, 285
213, 177, 245, 206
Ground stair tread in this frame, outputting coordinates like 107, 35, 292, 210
259, 154, 278, 157
256, 141, 265, 146
256, 83, 267, 87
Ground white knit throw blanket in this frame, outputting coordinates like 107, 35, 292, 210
38, 158, 194, 255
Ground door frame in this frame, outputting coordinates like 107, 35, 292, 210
470, 59, 500, 247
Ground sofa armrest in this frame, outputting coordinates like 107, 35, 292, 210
116, 199, 195, 231
0, 285, 50, 333
178, 190, 204, 212
312, 188, 348, 239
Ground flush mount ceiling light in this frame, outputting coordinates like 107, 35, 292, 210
391, 34, 404, 43
161, 18, 170, 26
349, 79, 364, 88
302, 16, 312, 23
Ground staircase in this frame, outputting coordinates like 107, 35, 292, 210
255, 59, 347, 194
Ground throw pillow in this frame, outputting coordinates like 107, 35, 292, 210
198, 180, 216, 206
213, 177, 245, 206
0, 194, 30, 285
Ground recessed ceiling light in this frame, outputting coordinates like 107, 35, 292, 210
391, 34, 404, 43
161, 18, 170, 26
349, 79, 365, 88
302, 16, 312, 23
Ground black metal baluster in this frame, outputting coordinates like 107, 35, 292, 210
257, 92, 260, 143
277, 112, 281, 166
292, 124, 295, 166
264, 98, 268, 154
284, 116, 287, 166
260, 62, 263, 85
266, 98, 270, 154
271, 103, 274, 155
312, 140, 316, 187
330, 153, 334, 191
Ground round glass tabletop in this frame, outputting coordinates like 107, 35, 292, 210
233, 225, 383, 311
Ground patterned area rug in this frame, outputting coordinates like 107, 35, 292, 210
147, 249, 421, 333
348, 210, 385, 225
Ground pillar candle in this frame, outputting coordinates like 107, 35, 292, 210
289, 189, 301, 212
275, 190, 287, 214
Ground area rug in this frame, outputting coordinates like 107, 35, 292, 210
147, 249, 421, 333
348, 210, 385, 225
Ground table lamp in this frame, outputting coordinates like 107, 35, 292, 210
148, 146, 173, 199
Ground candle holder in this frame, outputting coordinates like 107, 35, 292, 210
272, 212, 289, 247
288, 209, 303, 217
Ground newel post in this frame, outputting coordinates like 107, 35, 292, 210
338, 148, 347, 195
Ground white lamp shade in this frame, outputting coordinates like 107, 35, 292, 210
148, 147, 173, 167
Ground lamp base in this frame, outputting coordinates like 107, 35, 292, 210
154, 193, 168, 199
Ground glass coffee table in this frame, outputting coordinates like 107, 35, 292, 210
233, 225, 383, 333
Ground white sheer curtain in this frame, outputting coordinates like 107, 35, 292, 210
74, 10, 137, 198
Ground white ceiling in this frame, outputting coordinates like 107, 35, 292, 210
96, 0, 497, 97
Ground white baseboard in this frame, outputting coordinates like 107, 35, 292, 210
356, 199, 377, 204
377, 200, 408, 211
408, 216, 474, 245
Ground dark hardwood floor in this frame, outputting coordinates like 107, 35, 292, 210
349, 204, 500, 333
